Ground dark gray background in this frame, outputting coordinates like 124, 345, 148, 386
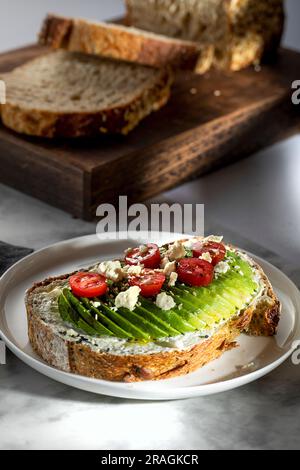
0, 0, 299, 53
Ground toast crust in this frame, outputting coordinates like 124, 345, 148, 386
0, 63, 173, 138
39, 14, 199, 71
25, 244, 281, 382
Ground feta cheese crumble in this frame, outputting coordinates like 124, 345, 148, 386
155, 292, 176, 311
98, 260, 125, 282
115, 286, 141, 311
162, 260, 177, 275
124, 265, 144, 276
167, 241, 186, 261
200, 252, 212, 263
168, 272, 178, 287
215, 261, 230, 275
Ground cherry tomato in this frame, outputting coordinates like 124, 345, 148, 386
192, 241, 226, 266
177, 258, 214, 287
125, 243, 161, 269
129, 269, 166, 297
69, 272, 108, 298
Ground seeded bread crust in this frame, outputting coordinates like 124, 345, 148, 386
39, 14, 200, 70
0, 51, 173, 138
126, 0, 285, 73
25, 244, 280, 382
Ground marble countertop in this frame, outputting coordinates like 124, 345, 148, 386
0, 0, 300, 451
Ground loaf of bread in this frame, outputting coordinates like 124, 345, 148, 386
0, 50, 173, 138
126, 0, 285, 73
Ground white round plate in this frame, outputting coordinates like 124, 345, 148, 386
0, 232, 299, 401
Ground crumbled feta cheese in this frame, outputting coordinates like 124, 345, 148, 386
215, 261, 230, 274
139, 245, 148, 254
92, 301, 101, 308
155, 292, 176, 311
199, 252, 212, 263
115, 286, 141, 311
162, 261, 177, 276
167, 240, 186, 261
98, 260, 125, 282
183, 239, 196, 249
168, 272, 178, 287
124, 265, 144, 276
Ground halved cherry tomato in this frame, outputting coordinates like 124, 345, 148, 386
69, 272, 108, 298
125, 243, 161, 269
129, 269, 166, 297
177, 258, 214, 287
192, 241, 226, 266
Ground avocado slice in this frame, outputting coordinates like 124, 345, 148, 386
140, 298, 196, 333
135, 305, 180, 337
58, 293, 101, 336
117, 307, 169, 339
82, 298, 133, 339
64, 289, 114, 337
98, 303, 151, 341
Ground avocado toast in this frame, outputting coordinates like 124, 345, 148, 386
25, 236, 280, 382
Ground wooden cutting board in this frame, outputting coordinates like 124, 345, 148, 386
0, 45, 299, 220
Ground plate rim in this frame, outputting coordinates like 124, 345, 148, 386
0, 232, 299, 400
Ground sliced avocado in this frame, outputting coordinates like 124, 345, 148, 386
140, 298, 196, 333
98, 303, 151, 341
117, 307, 169, 339
57, 251, 259, 342
58, 293, 100, 337
63, 289, 114, 337
58, 293, 77, 323
172, 305, 207, 330
82, 298, 133, 339
135, 305, 180, 337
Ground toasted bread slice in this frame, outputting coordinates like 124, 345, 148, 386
0, 50, 173, 138
25, 239, 280, 382
39, 14, 200, 70
126, 0, 285, 73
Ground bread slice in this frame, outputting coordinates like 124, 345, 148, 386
39, 14, 200, 70
0, 50, 173, 138
25, 238, 280, 382
126, 0, 285, 73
